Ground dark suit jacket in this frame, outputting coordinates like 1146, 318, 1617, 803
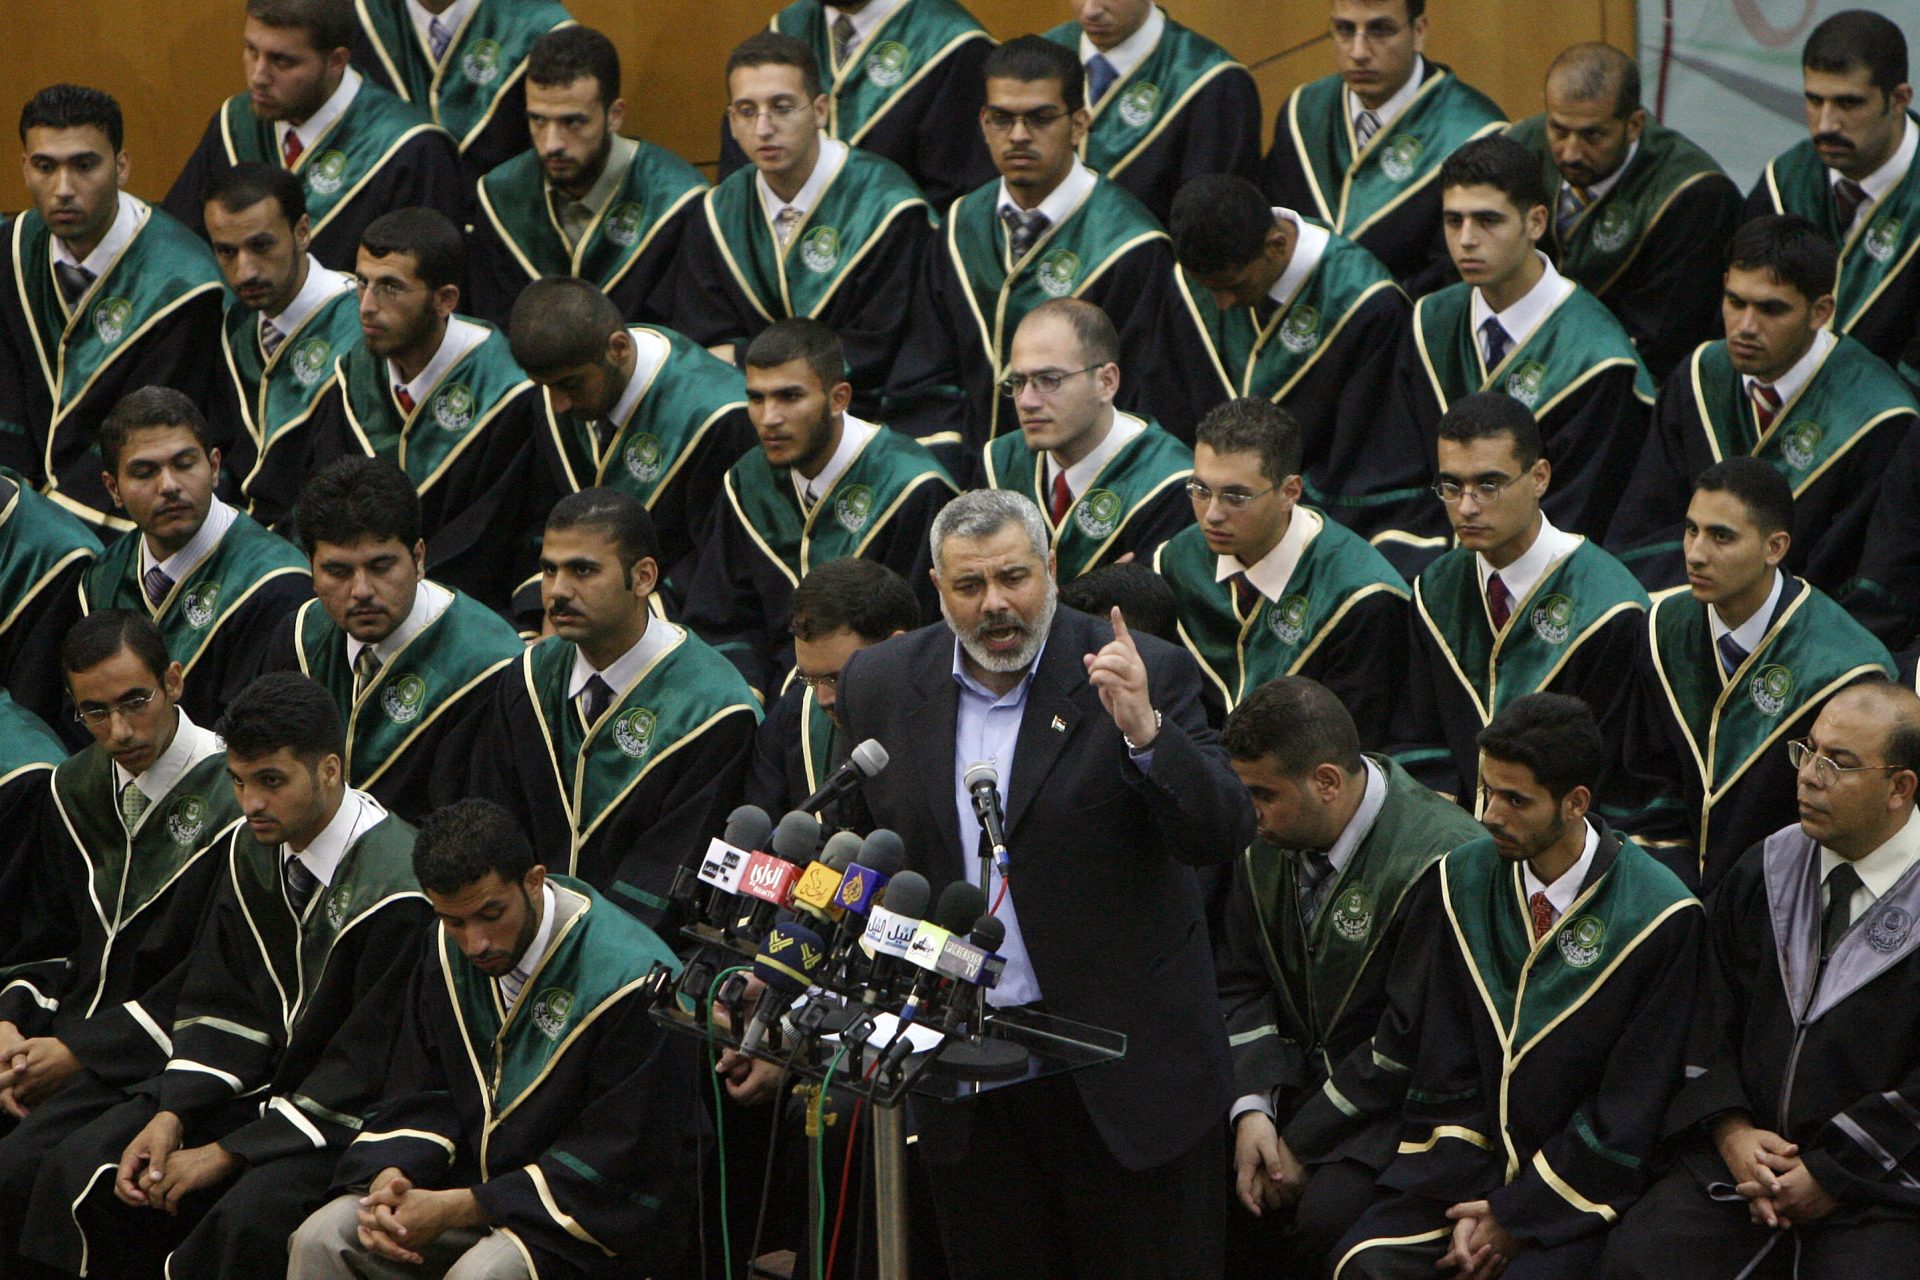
836, 606, 1253, 1171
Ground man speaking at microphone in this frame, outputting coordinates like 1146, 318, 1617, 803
835, 488, 1255, 1278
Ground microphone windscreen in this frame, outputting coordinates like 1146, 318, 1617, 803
963, 760, 998, 791
880, 869, 930, 921
858, 828, 905, 877
820, 830, 863, 871
723, 804, 774, 851
753, 922, 827, 994
770, 810, 822, 863
969, 915, 1006, 951
850, 738, 890, 777
932, 881, 987, 934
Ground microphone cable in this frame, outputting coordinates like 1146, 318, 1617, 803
700, 964, 751, 1280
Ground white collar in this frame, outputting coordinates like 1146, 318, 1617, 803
112, 709, 222, 822
1742, 328, 1836, 409
1567, 138, 1639, 201
1215, 506, 1323, 601
345, 579, 454, 671
51, 191, 142, 281
1830, 114, 1917, 207
390, 314, 489, 409
1268, 207, 1330, 308
265, 256, 353, 338
287, 788, 384, 889
568, 619, 679, 703
825, 0, 910, 57
1524, 817, 1601, 920
1047, 410, 1145, 500
1470, 252, 1574, 356
1475, 512, 1579, 608
141, 497, 238, 584
1820, 807, 1920, 903
792, 413, 878, 506
279, 67, 362, 153
554, 135, 638, 216
608, 327, 671, 428
1079, 5, 1165, 81
1324, 757, 1388, 876
407, 0, 477, 61
996, 160, 1098, 231
502, 882, 560, 1006
1349, 54, 1424, 131
758, 137, 848, 224
1709, 568, 1786, 658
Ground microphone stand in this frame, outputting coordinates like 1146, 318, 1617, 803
871, 1099, 911, 1279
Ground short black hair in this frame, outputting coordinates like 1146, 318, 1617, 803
20, 84, 123, 152
221, 672, 345, 765
412, 798, 538, 895
61, 610, 170, 684
296, 456, 422, 556
744, 317, 848, 394
1222, 676, 1365, 776
245, 0, 356, 55
1804, 10, 1908, 95
508, 277, 623, 377
1547, 43, 1641, 118
790, 558, 921, 642
1476, 692, 1603, 802
1440, 134, 1551, 214
1437, 392, 1543, 470
545, 488, 661, 575
1059, 563, 1180, 646
360, 207, 465, 292
1169, 174, 1274, 276
1725, 214, 1837, 306
727, 31, 822, 99
204, 160, 307, 228
1694, 457, 1794, 537
1196, 397, 1303, 484
983, 35, 1084, 114
527, 25, 622, 105
99, 387, 216, 474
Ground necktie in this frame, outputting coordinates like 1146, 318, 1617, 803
1481, 317, 1513, 369
395, 385, 417, 415
1716, 632, 1748, 678
1254, 295, 1281, 330
1049, 470, 1072, 524
1556, 182, 1590, 240
774, 206, 803, 248
143, 565, 174, 608
1229, 572, 1260, 620
1487, 573, 1513, 630
1834, 178, 1868, 234
261, 318, 285, 358
581, 674, 614, 724
832, 14, 858, 68
1821, 863, 1864, 961
353, 646, 382, 697
282, 129, 304, 168
55, 262, 95, 310
1298, 850, 1337, 924
1355, 109, 1381, 151
1529, 891, 1555, 943
1749, 381, 1782, 433
801, 482, 819, 512
284, 855, 320, 915
1001, 207, 1050, 259
120, 781, 150, 830
1087, 54, 1119, 105
429, 15, 453, 61
501, 961, 529, 1007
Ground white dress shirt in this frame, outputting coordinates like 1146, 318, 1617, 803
500, 882, 560, 1009
113, 709, 222, 831
278, 67, 362, 155
996, 160, 1098, 230
391, 315, 489, 411
1708, 569, 1785, 671
607, 328, 671, 429
1079, 5, 1165, 81
51, 190, 141, 284
1475, 513, 1580, 608
568, 619, 679, 706
1742, 328, 1836, 413
1829, 113, 1916, 215
758, 138, 849, 231
1349, 54, 1425, 135
791, 413, 879, 509
1267, 209, 1331, 310
1821, 807, 1920, 928
1523, 818, 1601, 929
1216, 507, 1324, 602
346, 579, 455, 674
286, 789, 385, 891
1045, 411, 1146, 505
1469, 253, 1576, 366
141, 497, 238, 588
264, 257, 354, 349
1565, 139, 1639, 202
407, 0, 477, 58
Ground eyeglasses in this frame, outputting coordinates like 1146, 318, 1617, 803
983, 107, 1069, 134
1186, 478, 1280, 510
73, 687, 160, 725
352, 276, 426, 303
1330, 18, 1407, 44
998, 365, 1101, 398
798, 672, 839, 693
1787, 738, 1907, 787
1432, 475, 1525, 506
728, 100, 808, 125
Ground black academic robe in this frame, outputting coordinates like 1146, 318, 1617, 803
1840, 422, 1920, 651
0, 473, 98, 743
745, 682, 813, 818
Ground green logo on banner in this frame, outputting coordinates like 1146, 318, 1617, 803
1865, 214, 1901, 263
1590, 204, 1634, 252
603, 202, 645, 248
433, 383, 476, 432
1035, 248, 1080, 296
289, 336, 331, 385
1278, 303, 1321, 353
1780, 421, 1823, 471
530, 987, 574, 1039
1505, 360, 1547, 408
623, 432, 664, 484
1330, 885, 1373, 941
93, 297, 133, 345
1751, 664, 1794, 716
1268, 593, 1310, 644
166, 795, 207, 846
382, 674, 426, 724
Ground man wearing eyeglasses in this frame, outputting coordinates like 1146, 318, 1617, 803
684, 317, 954, 696
1153, 397, 1407, 741
888, 35, 1177, 481
1604, 680, 1920, 1278
1402, 392, 1648, 810
673, 32, 934, 420
306, 207, 546, 611
1620, 457, 1894, 892
1261, 0, 1504, 296
983, 298, 1191, 580
0, 612, 238, 1268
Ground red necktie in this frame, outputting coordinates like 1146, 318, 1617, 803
1230, 573, 1259, 619
282, 130, 304, 167
1487, 573, 1513, 630
1750, 381, 1782, 433
395, 386, 417, 415
1529, 891, 1554, 943
1049, 471, 1072, 523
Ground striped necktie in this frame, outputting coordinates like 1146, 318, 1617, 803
1749, 381, 1782, 433
428, 15, 453, 61
1716, 632, 1748, 678
832, 14, 858, 68
1487, 573, 1513, 630
261, 318, 285, 357
1529, 891, 1554, 943
1481, 318, 1513, 368
143, 565, 174, 608
121, 781, 150, 830
774, 206, 803, 248
1001, 207, 1050, 259
1355, 109, 1381, 151
55, 262, 95, 310
354, 646, 382, 697
285, 855, 320, 915
1834, 178, 1868, 234
1556, 182, 1590, 239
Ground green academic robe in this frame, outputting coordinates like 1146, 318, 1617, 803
0, 470, 99, 733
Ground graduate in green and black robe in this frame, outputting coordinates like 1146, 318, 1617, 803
349, 0, 572, 187
0, 470, 98, 740
717, 0, 996, 210
1041, 5, 1261, 226
1840, 420, 1920, 652
1263, 53, 1505, 295
0, 691, 67, 1001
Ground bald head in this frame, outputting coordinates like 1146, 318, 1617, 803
1828, 681, 1920, 772
1547, 43, 1640, 118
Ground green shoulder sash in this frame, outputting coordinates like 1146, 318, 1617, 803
293, 591, 520, 792
1043, 17, 1245, 180
1414, 281, 1654, 418
81, 513, 308, 677
219, 84, 448, 241
1764, 129, 1920, 334
0, 690, 63, 785
703, 147, 931, 323
353, 0, 571, 153
0, 470, 99, 643
723, 425, 955, 588
773, 0, 991, 146
800, 690, 838, 798
223, 284, 363, 491
1283, 68, 1506, 242
982, 414, 1191, 578
339, 323, 533, 493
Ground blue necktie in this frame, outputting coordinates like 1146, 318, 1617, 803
1087, 54, 1119, 105
1716, 632, 1748, 678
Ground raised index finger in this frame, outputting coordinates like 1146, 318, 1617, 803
1109, 606, 1135, 647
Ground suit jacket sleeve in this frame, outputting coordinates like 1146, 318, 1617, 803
1130, 636, 1257, 866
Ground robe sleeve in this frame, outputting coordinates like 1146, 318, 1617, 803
1605, 361, 1701, 591
0, 781, 78, 1037
902, 38, 996, 210
162, 117, 227, 240
154, 868, 289, 1119
331, 940, 463, 1192
1109, 482, 1191, 572
657, 409, 757, 601
1800, 1054, 1920, 1211
385, 131, 469, 234
1662, 847, 1766, 1137
1300, 588, 1410, 753
666, 209, 765, 352
1216, 853, 1309, 1104
826, 210, 936, 416
1536, 364, 1655, 543
1840, 421, 1920, 650
744, 687, 805, 817
1798, 411, 1913, 596
1605, 177, 1741, 384
1610, 631, 1703, 887
1392, 600, 1469, 801
678, 495, 780, 695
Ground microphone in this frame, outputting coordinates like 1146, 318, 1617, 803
936, 913, 1007, 988
832, 828, 903, 918
698, 805, 773, 925
741, 810, 820, 938
796, 738, 889, 814
964, 761, 1011, 875
791, 830, 862, 924
858, 869, 929, 1001
898, 883, 988, 1026
739, 921, 828, 1056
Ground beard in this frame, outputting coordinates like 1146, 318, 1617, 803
943, 579, 1058, 675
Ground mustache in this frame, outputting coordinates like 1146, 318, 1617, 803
1813, 133, 1854, 149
